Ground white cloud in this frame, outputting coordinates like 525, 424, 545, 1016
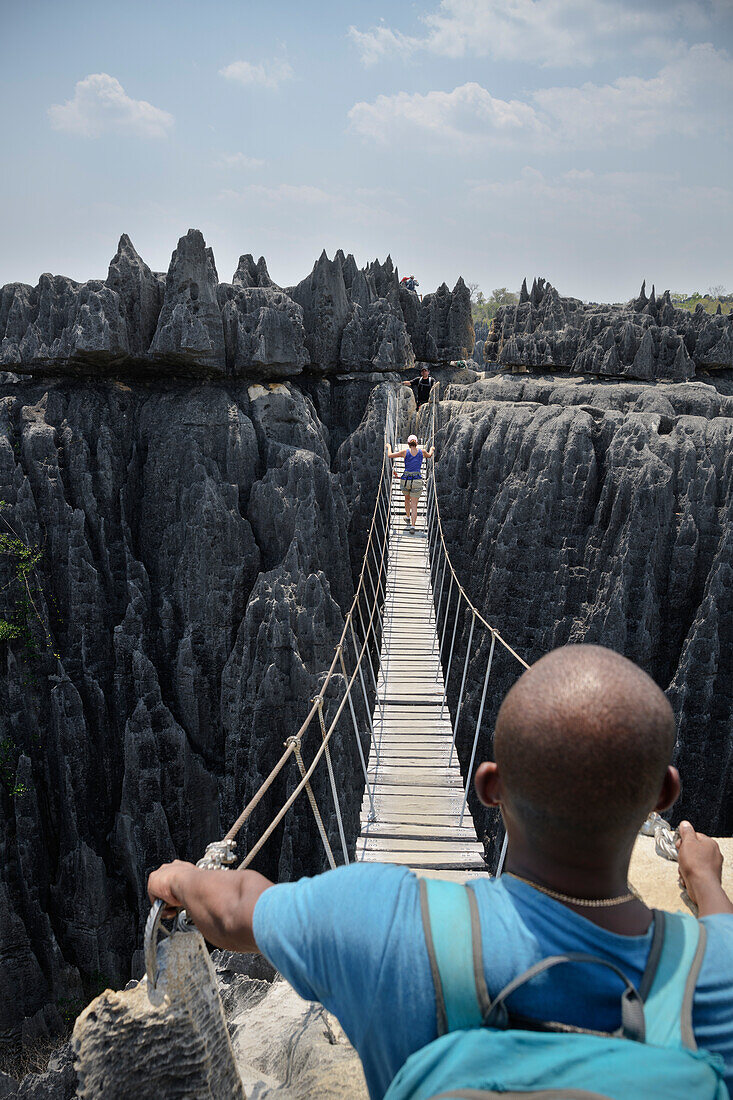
349, 0, 717, 68
347, 24, 416, 66
534, 43, 733, 144
349, 83, 542, 148
216, 153, 266, 170
48, 73, 173, 138
349, 44, 733, 150
219, 58, 294, 89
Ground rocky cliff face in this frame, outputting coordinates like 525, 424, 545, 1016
426, 374, 733, 861
483, 278, 732, 381
401, 277, 473, 364
0, 231, 472, 380
0, 372, 396, 1048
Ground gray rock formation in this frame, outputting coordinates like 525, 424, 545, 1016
73, 926, 245, 1099
228, 975, 367, 1098
0, 236, 441, 379
289, 251, 413, 374
483, 278, 732, 381
106, 234, 165, 358
428, 373, 733, 862
401, 277, 474, 363
217, 253, 309, 378
149, 229, 226, 373
289, 251, 352, 370
0, 375, 384, 1047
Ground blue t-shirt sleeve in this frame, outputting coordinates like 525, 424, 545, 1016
253, 863, 412, 1048
695, 914, 733, 1090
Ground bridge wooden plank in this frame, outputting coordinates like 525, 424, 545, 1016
356, 445, 486, 883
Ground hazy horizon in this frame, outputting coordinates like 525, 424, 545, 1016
2, 0, 731, 302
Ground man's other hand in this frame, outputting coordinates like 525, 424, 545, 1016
148, 860, 191, 918
676, 822, 732, 915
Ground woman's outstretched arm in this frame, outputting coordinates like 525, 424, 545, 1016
387, 446, 407, 459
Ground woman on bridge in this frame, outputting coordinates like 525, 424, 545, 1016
388, 434, 434, 531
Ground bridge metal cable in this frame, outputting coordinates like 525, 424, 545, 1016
421, 386, 529, 876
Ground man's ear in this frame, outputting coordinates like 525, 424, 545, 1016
655, 765, 681, 813
475, 761, 502, 807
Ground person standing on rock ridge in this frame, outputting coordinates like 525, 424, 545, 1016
402, 365, 436, 409
148, 645, 733, 1100
388, 434, 434, 530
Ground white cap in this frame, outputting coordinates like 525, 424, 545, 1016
408, 434, 418, 444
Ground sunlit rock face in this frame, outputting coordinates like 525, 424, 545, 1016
482, 278, 732, 380
1, 232, 478, 379
426, 374, 733, 864
0, 372, 399, 1044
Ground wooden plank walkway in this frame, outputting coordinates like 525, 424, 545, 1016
357, 445, 486, 882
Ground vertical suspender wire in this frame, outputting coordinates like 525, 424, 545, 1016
426, 487, 440, 609
350, 618, 380, 765
369, 508, 387, 604
289, 737, 336, 870
440, 587, 462, 713
437, 574, 455, 680
428, 520, 440, 626
339, 644, 376, 821
428, 530, 441, 624
433, 551, 448, 653
357, 594, 383, 721
459, 631, 496, 826
496, 830, 509, 877
356, 417, 395, 817
316, 698, 349, 865
365, 559, 386, 651
377, 481, 390, 543
449, 612, 476, 766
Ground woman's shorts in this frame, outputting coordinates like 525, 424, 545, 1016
400, 476, 423, 499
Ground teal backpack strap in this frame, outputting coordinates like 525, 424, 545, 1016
419, 879, 490, 1036
643, 910, 705, 1051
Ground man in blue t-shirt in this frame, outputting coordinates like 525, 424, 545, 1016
148, 646, 733, 1100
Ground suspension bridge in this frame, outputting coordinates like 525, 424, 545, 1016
145, 384, 530, 975
355, 441, 487, 878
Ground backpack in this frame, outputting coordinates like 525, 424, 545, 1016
383, 878, 728, 1100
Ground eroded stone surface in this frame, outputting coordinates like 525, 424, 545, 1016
0, 236, 446, 379
73, 927, 244, 1099
428, 374, 733, 857
0, 376, 382, 1041
483, 278, 731, 380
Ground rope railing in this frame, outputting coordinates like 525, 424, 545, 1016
146, 390, 403, 975
230, 388, 401, 868
420, 387, 528, 871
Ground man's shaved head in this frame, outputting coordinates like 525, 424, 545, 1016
494, 645, 676, 853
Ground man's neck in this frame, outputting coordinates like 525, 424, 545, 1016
504, 841, 653, 936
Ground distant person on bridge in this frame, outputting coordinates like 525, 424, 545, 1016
387, 433, 434, 531
148, 645, 733, 1100
402, 365, 436, 409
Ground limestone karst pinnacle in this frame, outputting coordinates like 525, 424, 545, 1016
0, 229, 474, 377
483, 276, 732, 379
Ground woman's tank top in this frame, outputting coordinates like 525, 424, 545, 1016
404, 447, 423, 476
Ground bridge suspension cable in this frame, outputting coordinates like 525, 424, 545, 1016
421, 387, 528, 868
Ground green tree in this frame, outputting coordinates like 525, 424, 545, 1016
470, 286, 520, 326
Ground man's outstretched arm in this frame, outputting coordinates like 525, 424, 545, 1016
677, 822, 733, 917
147, 861, 273, 952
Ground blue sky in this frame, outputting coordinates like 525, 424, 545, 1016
2, 0, 732, 301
